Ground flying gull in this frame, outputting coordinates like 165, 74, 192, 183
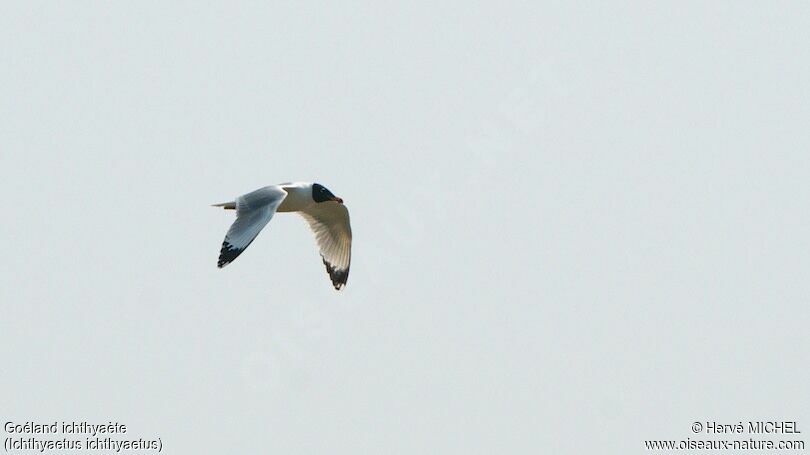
212, 182, 352, 290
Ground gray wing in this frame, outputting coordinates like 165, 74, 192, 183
299, 202, 352, 290
217, 186, 287, 268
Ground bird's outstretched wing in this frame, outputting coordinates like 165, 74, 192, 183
217, 186, 287, 268
299, 202, 352, 290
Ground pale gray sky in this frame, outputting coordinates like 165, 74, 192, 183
1, 2, 809, 454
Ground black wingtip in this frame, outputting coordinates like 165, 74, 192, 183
322, 257, 349, 290
218, 241, 244, 268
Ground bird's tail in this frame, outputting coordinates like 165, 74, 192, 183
211, 201, 236, 210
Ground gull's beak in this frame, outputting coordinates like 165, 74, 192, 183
332, 197, 344, 204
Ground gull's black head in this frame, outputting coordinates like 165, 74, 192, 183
312, 183, 343, 204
